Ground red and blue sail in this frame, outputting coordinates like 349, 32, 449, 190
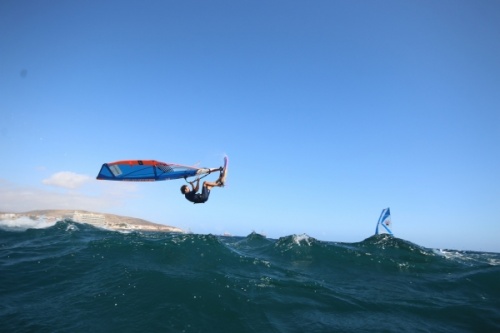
96, 160, 215, 182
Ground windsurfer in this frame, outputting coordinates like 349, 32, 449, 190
180, 170, 224, 204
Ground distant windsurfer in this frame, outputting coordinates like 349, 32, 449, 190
180, 170, 225, 204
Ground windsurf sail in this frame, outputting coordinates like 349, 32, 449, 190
375, 207, 393, 235
96, 160, 220, 182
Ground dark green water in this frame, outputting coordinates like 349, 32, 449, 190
1, 220, 499, 332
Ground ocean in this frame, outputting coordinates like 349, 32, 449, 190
1, 220, 499, 333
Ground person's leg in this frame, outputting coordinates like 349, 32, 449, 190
203, 180, 221, 190
214, 169, 226, 186
200, 184, 211, 202
216, 172, 225, 186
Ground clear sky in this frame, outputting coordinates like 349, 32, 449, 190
1, 0, 499, 252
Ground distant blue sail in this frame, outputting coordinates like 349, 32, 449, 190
375, 208, 393, 235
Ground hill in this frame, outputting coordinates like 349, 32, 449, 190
0, 210, 184, 233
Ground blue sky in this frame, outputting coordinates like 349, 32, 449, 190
1, 0, 499, 252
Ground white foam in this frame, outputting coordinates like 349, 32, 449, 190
293, 233, 312, 246
0, 216, 56, 231
433, 248, 500, 266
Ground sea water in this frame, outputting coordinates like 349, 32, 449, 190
1, 220, 499, 332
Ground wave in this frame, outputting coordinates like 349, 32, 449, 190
1, 219, 497, 270
2, 220, 500, 332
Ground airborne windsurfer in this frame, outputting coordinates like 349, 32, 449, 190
97, 155, 228, 203
180, 170, 225, 204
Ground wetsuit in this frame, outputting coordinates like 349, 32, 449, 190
184, 186, 210, 203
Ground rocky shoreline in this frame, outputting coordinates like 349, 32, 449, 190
0, 209, 184, 233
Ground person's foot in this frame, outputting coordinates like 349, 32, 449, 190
216, 173, 225, 186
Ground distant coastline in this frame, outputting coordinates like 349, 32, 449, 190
0, 209, 184, 233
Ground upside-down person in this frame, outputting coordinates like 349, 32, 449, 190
180, 169, 225, 204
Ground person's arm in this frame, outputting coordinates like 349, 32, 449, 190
190, 179, 200, 192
